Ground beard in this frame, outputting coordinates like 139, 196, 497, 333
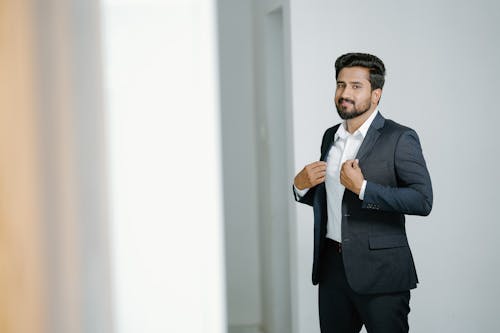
336, 98, 371, 120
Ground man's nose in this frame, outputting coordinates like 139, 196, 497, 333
340, 87, 353, 99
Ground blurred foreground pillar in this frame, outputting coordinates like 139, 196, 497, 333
0, 0, 112, 332
0, 0, 46, 332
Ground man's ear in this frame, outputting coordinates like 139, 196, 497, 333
372, 88, 382, 105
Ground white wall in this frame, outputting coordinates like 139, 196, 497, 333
290, 0, 500, 332
218, 0, 296, 332
218, 1, 262, 330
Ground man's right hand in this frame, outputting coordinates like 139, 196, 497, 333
294, 161, 327, 190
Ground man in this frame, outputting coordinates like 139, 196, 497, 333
293, 53, 433, 333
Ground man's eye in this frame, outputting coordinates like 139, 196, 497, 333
353, 85, 360, 89
337, 83, 344, 88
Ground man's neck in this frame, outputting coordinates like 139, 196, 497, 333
346, 108, 376, 134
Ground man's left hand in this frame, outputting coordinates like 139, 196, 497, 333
340, 159, 365, 195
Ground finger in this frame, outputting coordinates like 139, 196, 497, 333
310, 161, 327, 170
341, 171, 348, 181
340, 170, 349, 184
305, 162, 318, 172
339, 175, 346, 187
314, 171, 326, 179
341, 161, 351, 171
353, 159, 359, 169
346, 159, 355, 167
347, 159, 357, 168
311, 166, 327, 174
308, 170, 324, 182
309, 160, 326, 167
313, 173, 326, 183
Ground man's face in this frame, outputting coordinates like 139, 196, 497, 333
335, 66, 379, 120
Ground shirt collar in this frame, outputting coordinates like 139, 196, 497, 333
335, 109, 379, 141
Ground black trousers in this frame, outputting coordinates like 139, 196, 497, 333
318, 239, 411, 333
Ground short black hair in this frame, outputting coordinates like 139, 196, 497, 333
335, 53, 386, 90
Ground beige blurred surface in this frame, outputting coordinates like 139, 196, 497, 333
0, 0, 46, 332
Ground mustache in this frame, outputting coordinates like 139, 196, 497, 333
338, 98, 354, 105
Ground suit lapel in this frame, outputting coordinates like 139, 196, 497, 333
320, 124, 340, 162
355, 112, 385, 161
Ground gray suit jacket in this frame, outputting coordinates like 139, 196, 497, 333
295, 112, 433, 294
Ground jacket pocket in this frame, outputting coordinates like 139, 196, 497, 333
369, 234, 408, 250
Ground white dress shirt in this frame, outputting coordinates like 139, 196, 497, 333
295, 109, 379, 242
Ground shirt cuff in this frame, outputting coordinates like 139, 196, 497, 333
359, 180, 367, 200
294, 185, 309, 198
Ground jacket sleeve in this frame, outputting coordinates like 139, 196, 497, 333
362, 129, 433, 216
293, 184, 316, 207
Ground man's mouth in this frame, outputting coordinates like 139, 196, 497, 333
339, 98, 354, 107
